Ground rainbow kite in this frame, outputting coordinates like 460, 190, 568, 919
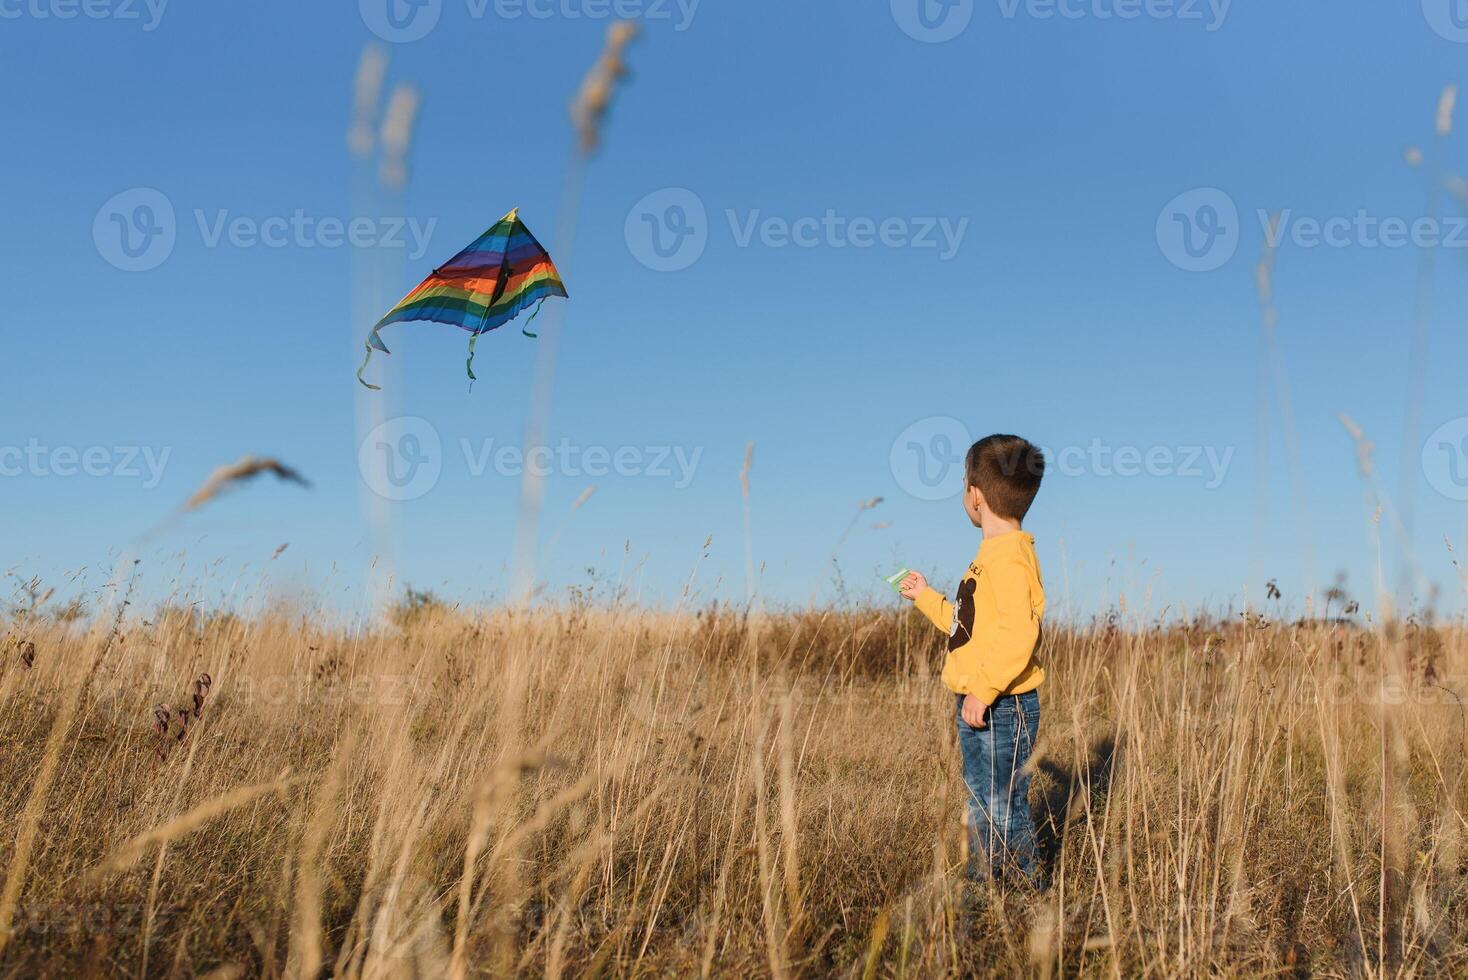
357, 208, 567, 389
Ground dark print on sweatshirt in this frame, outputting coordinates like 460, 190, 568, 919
948, 577, 977, 652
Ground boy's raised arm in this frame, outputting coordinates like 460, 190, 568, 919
900, 571, 953, 633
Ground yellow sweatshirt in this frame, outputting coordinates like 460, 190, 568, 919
913, 530, 1045, 704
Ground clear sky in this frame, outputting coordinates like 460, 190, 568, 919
5, 0, 1468, 621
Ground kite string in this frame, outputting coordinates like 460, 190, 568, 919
467, 240, 508, 386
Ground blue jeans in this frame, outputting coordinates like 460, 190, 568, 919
956, 689, 1040, 883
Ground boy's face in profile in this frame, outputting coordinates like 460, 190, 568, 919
962, 482, 984, 528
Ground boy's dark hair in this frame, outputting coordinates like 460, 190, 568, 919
965, 434, 1045, 521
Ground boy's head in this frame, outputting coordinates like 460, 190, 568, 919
962, 434, 1044, 529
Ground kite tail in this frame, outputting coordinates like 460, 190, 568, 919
466, 330, 482, 383
521, 297, 549, 339
358, 328, 390, 390
357, 345, 381, 391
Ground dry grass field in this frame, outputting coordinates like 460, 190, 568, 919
1, 590, 1465, 977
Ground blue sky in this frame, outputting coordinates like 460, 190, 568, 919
5, 0, 1468, 621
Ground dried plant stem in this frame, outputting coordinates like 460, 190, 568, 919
776, 688, 804, 947
92, 774, 296, 878
0, 674, 83, 958
286, 732, 354, 980
0, 582, 133, 957
511, 150, 587, 601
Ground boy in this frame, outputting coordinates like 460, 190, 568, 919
899, 434, 1046, 883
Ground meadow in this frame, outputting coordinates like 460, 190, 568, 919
0, 589, 1465, 978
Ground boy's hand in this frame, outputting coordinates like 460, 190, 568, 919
961, 694, 988, 729
898, 571, 928, 600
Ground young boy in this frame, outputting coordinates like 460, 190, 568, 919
899, 434, 1046, 883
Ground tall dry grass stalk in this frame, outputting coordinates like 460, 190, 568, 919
377, 84, 421, 193
90, 774, 298, 880
346, 43, 418, 619
2, 594, 1468, 976
179, 457, 310, 514
1253, 214, 1316, 607
348, 45, 388, 159
741, 443, 756, 610
1399, 84, 1458, 599
570, 21, 639, 156
512, 22, 641, 598
0, 581, 135, 959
